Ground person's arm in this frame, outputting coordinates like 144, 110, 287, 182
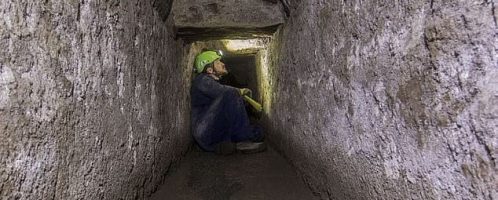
196, 75, 239, 98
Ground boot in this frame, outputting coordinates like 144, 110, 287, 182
236, 141, 267, 154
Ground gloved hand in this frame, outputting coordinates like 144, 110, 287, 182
239, 88, 252, 97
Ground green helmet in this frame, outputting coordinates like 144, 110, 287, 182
194, 50, 223, 73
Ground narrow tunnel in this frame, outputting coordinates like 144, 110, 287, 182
1, 0, 496, 200
220, 55, 259, 101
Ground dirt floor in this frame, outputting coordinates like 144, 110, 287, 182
148, 146, 318, 200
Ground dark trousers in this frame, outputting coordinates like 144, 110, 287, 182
192, 90, 262, 151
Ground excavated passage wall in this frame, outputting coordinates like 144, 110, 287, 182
0, 0, 190, 199
267, 0, 497, 199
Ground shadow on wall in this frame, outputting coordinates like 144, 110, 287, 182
153, 0, 174, 21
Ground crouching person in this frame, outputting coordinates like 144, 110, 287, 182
190, 50, 265, 155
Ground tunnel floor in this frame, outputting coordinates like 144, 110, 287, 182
149, 146, 318, 200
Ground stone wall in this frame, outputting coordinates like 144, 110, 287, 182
172, 0, 285, 28
0, 0, 190, 199
267, 0, 497, 199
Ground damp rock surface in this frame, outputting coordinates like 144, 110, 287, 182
0, 0, 190, 199
266, 0, 497, 199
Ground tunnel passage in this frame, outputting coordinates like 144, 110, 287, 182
220, 55, 259, 102
1, 0, 496, 200
219, 55, 263, 121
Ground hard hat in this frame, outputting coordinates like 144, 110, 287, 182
194, 50, 223, 73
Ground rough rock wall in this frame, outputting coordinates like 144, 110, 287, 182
0, 0, 190, 199
268, 0, 497, 199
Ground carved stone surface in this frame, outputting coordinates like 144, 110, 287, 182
171, 0, 285, 28
0, 0, 190, 199
1, 0, 496, 199
266, 0, 497, 199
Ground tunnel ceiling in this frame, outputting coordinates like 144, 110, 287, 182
171, 0, 285, 41
176, 25, 279, 42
